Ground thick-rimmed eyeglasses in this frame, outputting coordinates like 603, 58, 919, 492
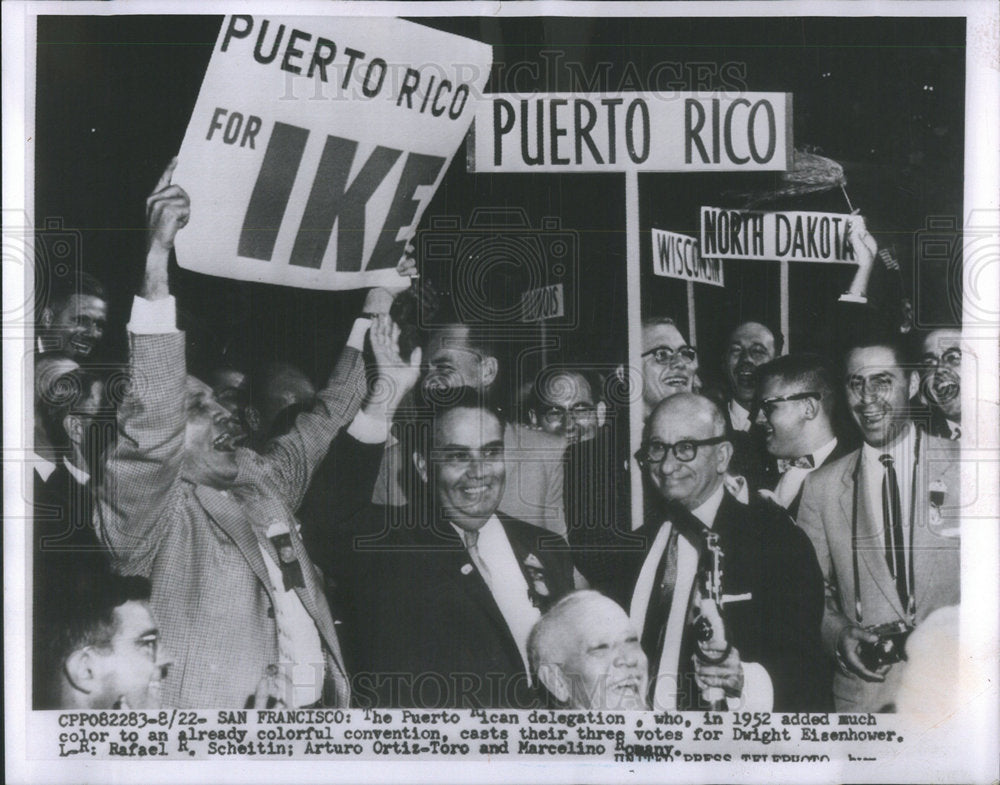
642, 345, 697, 365
920, 348, 961, 369
635, 435, 727, 465
758, 391, 821, 417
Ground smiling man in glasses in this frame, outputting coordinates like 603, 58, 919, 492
641, 317, 699, 418
755, 354, 854, 517
528, 368, 604, 445
39, 570, 169, 710
617, 393, 829, 713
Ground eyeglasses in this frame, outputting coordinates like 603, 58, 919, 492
635, 435, 727, 465
920, 348, 962, 369
642, 345, 697, 365
758, 391, 821, 417
541, 403, 597, 426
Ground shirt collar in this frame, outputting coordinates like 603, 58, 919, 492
728, 399, 752, 432
811, 436, 839, 467
862, 422, 914, 465
451, 514, 502, 545
62, 457, 90, 486
690, 483, 726, 529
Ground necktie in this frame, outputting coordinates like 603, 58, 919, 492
463, 528, 493, 589
879, 454, 908, 609
642, 526, 679, 688
777, 454, 815, 474
677, 538, 718, 711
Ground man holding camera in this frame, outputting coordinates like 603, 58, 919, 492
797, 337, 960, 712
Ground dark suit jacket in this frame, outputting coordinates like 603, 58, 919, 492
563, 425, 646, 593
34, 462, 106, 565
33, 462, 111, 708
609, 491, 832, 712
308, 499, 575, 709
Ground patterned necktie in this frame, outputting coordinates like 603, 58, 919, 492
778, 454, 815, 473
463, 528, 493, 589
879, 454, 908, 609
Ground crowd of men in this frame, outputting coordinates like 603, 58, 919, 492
31, 162, 962, 716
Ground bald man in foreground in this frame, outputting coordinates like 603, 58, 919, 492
623, 394, 830, 711
529, 591, 648, 710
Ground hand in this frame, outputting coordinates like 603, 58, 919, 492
847, 212, 877, 270
693, 644, 744, 698
362, 243, 420, 315
368, 314, 422, 415
837, 625, 890, 682
146, 157, 190, 253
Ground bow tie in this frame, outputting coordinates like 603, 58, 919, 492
778, 454, 815, 473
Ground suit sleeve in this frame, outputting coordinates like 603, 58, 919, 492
758, 508, 833, 712
94, 331, 187, 575
254, 347, 367, 511
798, 474, 853, 659
299, 429, 387, 559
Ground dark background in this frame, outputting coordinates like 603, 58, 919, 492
35, 15, 964, 393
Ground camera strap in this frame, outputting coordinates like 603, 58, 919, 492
851, 427, 920, 627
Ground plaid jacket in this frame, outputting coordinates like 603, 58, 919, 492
96, 332, 365, 708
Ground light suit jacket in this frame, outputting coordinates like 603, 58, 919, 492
96, 332, 365, 708
797, 430, 960, 711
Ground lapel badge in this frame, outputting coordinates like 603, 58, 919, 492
460, 563, 474, 576
929, 479, 947, 508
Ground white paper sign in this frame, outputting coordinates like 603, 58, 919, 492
700, 206, 857, 263
470, 92, 791, 172
174, 16, 492, 290
651, 228, 724, 287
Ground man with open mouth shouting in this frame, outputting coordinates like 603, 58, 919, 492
916, 328, 964, 441
95, 159, 419, 709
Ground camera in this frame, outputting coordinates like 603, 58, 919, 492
857, 620, 913, 671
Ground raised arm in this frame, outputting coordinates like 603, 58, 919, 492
95, 159, 190, 573
256, 261, 422, 511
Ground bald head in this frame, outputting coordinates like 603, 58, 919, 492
529, 591, 647, 710
642, 394, 732, 510
646, 393, 726, 442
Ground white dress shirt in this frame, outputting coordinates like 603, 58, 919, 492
454, 514, 540, 675
728, 400, 752, 432
769, 436, 838, 510
861, 423, 916, 552
631, 483, 772, 711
